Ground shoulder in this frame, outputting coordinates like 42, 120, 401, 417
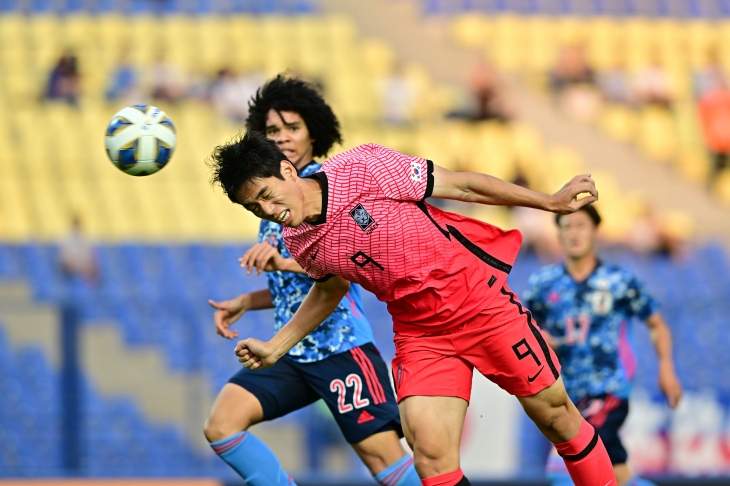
528, 264, 564, 287
597, 262, 637, 283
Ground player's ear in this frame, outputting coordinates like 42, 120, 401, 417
280, 160, 296, 180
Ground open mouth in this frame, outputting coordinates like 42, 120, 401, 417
276, 209, 290, 224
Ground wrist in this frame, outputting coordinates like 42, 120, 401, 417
238, 293, 252, 311
543, 194, 557, 212
659, 359, 675, 372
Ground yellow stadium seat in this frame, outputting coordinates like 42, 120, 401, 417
713, 169, 730, 205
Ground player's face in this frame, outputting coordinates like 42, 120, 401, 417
557, 211, 597, 259
236, 161, 306, 227
265, 109, 314, 169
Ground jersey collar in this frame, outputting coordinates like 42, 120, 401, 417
303, 171, 328, 226
563, 258, 603, 284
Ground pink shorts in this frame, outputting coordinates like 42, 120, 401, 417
391, 285, 560, 402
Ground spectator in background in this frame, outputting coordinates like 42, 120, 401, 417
698, 74, 730, 182
469, 59, 514, 122
150, 52, 187, 104
46, 50, 80, 105
508, 171, 562, 262
598, 53, 634, 106
105, 50, 138, 104
59, 215, 98, 284
549, 44, 601, 122
210, 67, 261, 123
380, 64, 414, 125
694, 47, 727, 99
633, 51, 673, 108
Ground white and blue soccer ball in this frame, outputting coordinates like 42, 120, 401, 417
104, 104, 176, 176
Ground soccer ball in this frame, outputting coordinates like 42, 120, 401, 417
104, 104, 176, 176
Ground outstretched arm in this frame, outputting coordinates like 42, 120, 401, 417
430, 165, 598, 214
646, 312, 683, 408
234, 276, 351, 369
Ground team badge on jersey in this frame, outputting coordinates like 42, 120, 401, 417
410, 161, 422, 182
349, 204, 377, 233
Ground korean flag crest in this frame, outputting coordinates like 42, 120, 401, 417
410, 161, 422, 182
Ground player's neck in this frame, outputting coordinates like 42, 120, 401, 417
565, 253, 598, 282
300, 177, 324, 223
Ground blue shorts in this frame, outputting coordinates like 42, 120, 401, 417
228, 342, 402, 444
576, 394, 629, 465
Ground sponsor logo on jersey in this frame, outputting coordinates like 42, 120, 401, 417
349, 203, 378, 234
357, 410, 375, 424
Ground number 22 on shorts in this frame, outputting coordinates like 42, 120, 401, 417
330, 374, 370, 413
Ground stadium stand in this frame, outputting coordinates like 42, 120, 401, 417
1, 1, 729, 479
443, 9, 730, 200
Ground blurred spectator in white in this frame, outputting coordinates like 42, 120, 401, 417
625, 204, 687, 260
380, 64, 414, 125
549, 44, 601, 122
698, 74, 730, 181
598, 53, 634, 106
150, 52, 187, 104
59, 215, 98, 284
694, 47, 728, 99
210, 68, 261, 123
469, 59, 514, 122
633, 51, 673, 108
105, 50, 138, 104
46, 50, 80, 105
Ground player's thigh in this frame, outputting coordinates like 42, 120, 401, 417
399, 395, 468, 458
205, 383, 265, 442
458, 286, 561, 398
297, 343, 403, 445
222, 358, 319, 424
517, 377, 582, 443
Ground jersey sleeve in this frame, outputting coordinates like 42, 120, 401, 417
363, 144, 434, 202
625, 272, 659, 320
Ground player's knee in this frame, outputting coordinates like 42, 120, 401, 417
203, 410, 252, 443
411, 438, 458, 473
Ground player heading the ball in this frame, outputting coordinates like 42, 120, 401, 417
209, 132, 615, 486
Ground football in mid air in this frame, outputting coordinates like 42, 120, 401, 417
104, 104, 176, 176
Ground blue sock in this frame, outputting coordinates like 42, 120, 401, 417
373, 454, 420, 486
210, 431, 296, 486
546, 455, 574, 486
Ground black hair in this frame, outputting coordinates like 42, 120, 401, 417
245, 74, 342, 158
208, 131, 288, 205
555, 204, 602, 227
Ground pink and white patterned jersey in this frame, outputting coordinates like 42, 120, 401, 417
283, 144, 524, 335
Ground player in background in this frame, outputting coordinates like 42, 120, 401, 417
523, 205, 682, 486
208, 132, 618, 486
204, 76, 419, 486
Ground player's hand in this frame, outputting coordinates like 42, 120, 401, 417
549, 174, 598, 214
658, 363, 683, 409
208, 295, 248, 340
234, 338, 278, 370
240, 243, 285, 276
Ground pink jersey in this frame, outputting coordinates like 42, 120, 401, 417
283, 144, 524, 335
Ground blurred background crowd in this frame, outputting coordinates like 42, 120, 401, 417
1, 0, 730, 484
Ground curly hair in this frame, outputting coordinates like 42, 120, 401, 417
208, 131, 287, 205
245, 74, 342, 158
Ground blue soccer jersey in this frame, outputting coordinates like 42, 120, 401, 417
259, 161, 375, 363
523, 261, 659, 401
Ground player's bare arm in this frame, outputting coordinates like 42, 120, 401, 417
239, 242, 307, 275
646, 312, 683, 408
430, 165, 598, 214
208, 288, 274, 339
234, 275, 351, 369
